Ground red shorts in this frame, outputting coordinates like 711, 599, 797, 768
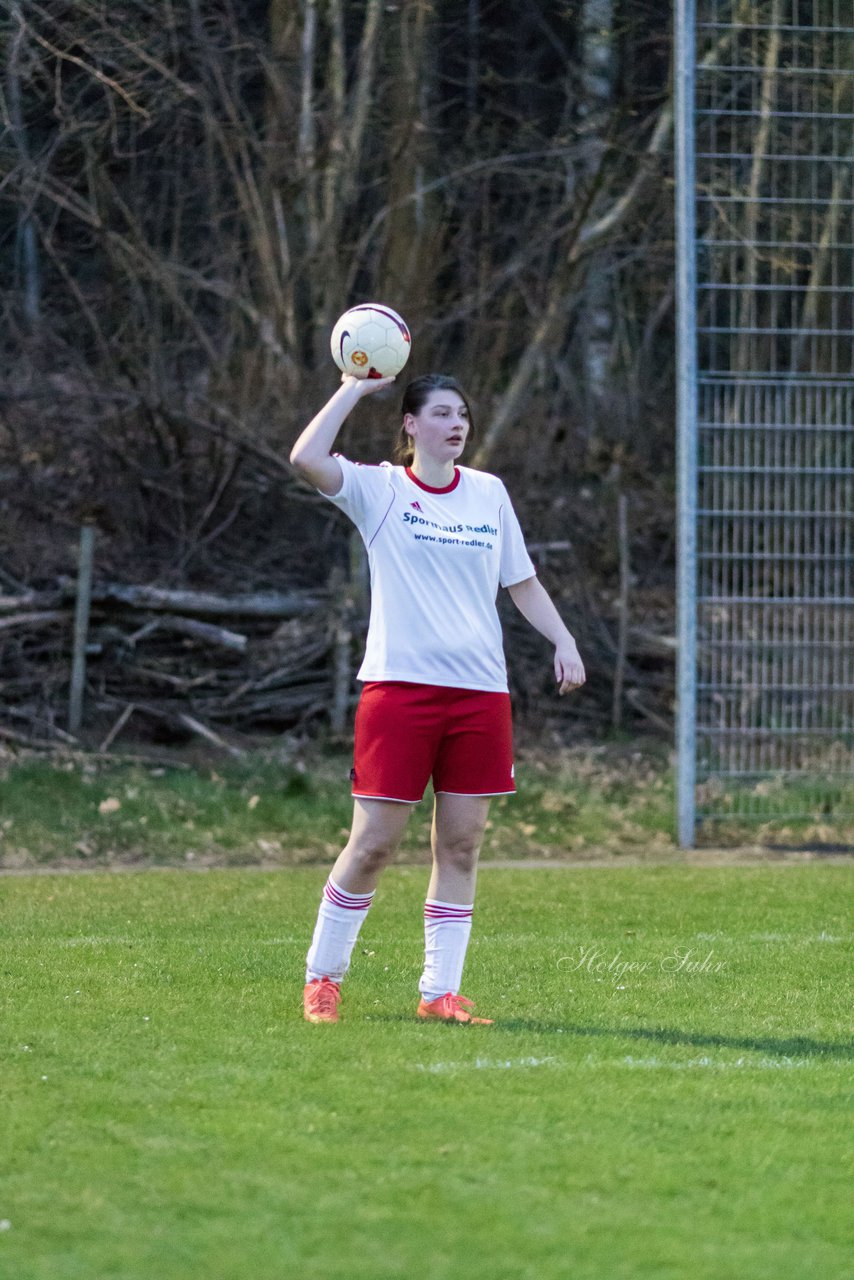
351, 681, 515, 804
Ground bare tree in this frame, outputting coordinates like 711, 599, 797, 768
0, 0, 685, 738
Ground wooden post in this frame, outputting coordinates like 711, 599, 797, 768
330, 532, 369, 735
348, 528, 369, 617
68, 523, 96, 735
329, 564, 351, 736
612, 492, 629, 730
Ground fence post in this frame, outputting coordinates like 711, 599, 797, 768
68, 523, 96, 735
612, 491, 629, 730
675, 0, 698, 848
329, 563, 352, 737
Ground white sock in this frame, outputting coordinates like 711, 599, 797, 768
305, 877, 375, 983
418, 898, 474, 1002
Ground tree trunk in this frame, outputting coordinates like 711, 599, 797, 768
578, 0, 616, 435
6, 3, 41, 325
381, 2, 441, 329
734, 0, 781, 375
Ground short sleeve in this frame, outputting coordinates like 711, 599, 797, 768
497, 483, 537, 588
319, 455, 394, 542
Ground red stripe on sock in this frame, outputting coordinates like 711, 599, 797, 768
324, 882, 374, 910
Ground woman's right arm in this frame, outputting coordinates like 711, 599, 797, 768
290, 374, 395, 496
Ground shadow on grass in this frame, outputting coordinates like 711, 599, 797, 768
493, 1020, 854, 1060
364, 1014, 853, 1059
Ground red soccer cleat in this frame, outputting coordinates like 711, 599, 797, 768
417, 993, 494, 1025
303, 977, 342, 1023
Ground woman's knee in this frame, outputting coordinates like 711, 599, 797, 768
433, 830, 483, 874
345, 830, 403, 875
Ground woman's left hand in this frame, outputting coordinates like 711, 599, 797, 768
554, 640, 586, 695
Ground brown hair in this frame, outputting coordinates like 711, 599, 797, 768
391, 374, 476, 466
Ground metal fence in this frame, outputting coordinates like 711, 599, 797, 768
676, 0, 854, 845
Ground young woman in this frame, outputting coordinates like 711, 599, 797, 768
290, 372, 585, 1024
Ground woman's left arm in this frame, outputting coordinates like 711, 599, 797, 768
506, 576, 586, 695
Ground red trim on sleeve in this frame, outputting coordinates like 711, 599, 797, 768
405, 466, 461, 494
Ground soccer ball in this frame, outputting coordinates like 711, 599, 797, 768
330, 303, 411, 379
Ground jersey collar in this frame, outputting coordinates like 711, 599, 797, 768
405, 465, 461, 494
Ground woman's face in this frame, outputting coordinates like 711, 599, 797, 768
404, 390, 470, 463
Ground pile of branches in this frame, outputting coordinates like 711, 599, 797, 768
0, 580, 338, 755
0, 565, 676, 756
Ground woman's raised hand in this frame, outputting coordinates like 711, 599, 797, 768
341, 373, 397, 397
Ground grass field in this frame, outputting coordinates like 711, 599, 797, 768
0, 743, 678, 868
2, 741, 851, 869
2, 863, 852, 1279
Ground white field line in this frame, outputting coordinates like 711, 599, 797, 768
413, 1053, 848, 1074
595, 1054, 849, 1071
14, 931, 846, 950
5, 934, 303, 947
31, 935, 136, 947
616, 1055, 808, 1070
415, 1056, 559, 1073
694, 931, 849, 943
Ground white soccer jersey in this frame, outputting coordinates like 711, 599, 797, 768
320, 457, 536, 692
